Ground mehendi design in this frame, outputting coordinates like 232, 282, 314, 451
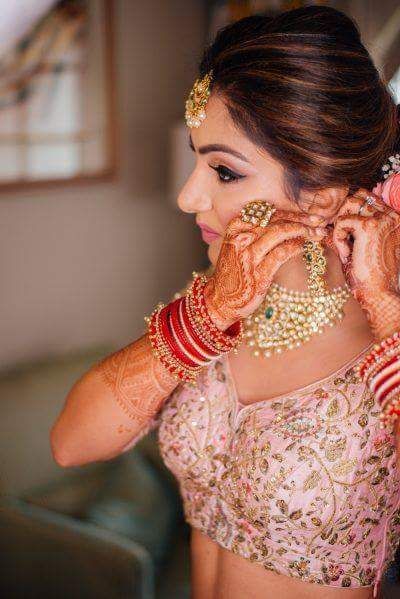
381, 218, 400, 292
204, 213, 325, 329
94, 333, 178, 423
332, 194, 400, 341
204, 235, 259, 329
352, 287, 400, 341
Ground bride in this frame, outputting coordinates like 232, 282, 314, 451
51, 6, 400, 598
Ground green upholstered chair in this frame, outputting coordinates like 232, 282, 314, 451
0, 495, 155, 599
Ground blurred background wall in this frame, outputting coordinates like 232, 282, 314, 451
1, 0, 399, 372
0, 0, 207, 371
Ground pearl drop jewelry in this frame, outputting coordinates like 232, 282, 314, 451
242, 280, 351, 357
185, 71, 213, 128
240, 228, 351, 357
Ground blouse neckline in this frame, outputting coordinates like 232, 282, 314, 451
222, 340, 375, 417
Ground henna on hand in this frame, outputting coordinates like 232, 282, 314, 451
352, 288, 400, 341
332, 191, 400, 341
204, 209, 326, 329
94, 333, 178, 424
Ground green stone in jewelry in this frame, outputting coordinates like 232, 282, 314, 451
265, 306, 274, 319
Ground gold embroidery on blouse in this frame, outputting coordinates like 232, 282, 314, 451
157, 359, 400, 589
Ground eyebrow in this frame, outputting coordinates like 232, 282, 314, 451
188, 133, 250, 164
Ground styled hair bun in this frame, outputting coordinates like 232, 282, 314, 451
199, 5, 398, 201
265, 5, 362, 44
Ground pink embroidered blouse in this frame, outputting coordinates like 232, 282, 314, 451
123, 341, 400, 597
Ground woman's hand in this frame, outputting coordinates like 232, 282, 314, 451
204, 208, 327, 330
330, 189, 400, 341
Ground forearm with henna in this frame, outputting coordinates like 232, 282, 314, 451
50, 332, 180, 465
352, 287, 400, 341
94, 333, 179, 431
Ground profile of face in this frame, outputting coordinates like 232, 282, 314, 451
177, 93, 340, 266
177, 94, 299, 265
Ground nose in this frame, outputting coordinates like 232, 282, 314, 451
176, 170, 213, 214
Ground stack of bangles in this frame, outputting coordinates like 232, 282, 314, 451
144, 272, 244, 387
355, 330, 400, 429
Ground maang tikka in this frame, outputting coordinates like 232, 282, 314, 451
185, 70, 214, 128
240, 201, 351, 357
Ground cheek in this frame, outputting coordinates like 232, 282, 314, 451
214, 197, 244, 231
214, 184, 294, 232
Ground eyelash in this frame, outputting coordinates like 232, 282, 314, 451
210, 165, 244, 184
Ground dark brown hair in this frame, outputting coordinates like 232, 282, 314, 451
198, 5, 400, 204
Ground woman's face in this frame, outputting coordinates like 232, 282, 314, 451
177, 93, 304, 265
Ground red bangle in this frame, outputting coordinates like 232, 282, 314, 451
159, 304, 199, 368
371, 355, 400, 392
378, 377, 400, 405
193, 275, 243, 346
149, 306, 201, 382
169, 298, 210, 364
182, 294, 222, 356
358, 334, 400, 379
177, 297, 219, 360
189, 275, 243, 351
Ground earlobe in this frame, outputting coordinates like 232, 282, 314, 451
298, 186, 349, 223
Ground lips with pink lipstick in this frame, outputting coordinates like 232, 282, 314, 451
197, 223, 221, 243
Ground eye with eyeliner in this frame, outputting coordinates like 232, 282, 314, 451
188, 136, 246, 184
210, 164, 245, 184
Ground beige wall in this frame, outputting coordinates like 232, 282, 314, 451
0, 0, 208, 371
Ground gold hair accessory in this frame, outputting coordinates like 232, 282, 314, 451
185, 70, 213, 128
240, 200, 276, 227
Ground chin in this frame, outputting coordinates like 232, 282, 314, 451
207, 238, 222, 266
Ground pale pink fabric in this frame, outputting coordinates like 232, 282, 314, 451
134, 342, 400, 595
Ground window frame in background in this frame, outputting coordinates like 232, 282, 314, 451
0, 0, 117, 193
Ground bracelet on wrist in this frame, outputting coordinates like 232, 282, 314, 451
355, 330, 400, 429
144, 271, 244, 387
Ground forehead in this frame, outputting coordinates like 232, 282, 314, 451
189, 93, 261, 157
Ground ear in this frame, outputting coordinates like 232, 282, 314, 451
297, 186, 350, 224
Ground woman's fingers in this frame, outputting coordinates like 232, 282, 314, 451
250, 221, 326, 264
225, 216, 256, 239
269, 208, 325, 227
332, 214, 364, 263
336, 190, 388, 219
225, 207, 326, 241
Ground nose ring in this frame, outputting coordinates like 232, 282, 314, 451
240, 200, 276, 227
